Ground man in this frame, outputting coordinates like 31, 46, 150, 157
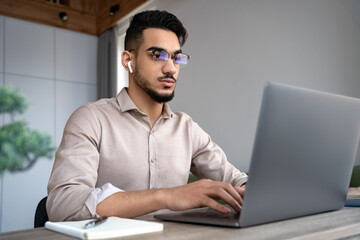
47, 10, 247, 221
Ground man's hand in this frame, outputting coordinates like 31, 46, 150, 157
97, 180, 246, 218
164, 179, 245, 213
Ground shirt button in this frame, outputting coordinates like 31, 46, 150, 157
151, 159, 154, 163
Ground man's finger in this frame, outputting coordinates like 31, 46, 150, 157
202, 197, 232, 214
234, 186, 246, 198
216, 188, 242, 212
205, 183, 242, 212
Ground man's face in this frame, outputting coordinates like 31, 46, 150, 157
133, 28, 181, 103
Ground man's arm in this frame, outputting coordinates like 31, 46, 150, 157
97, 179, 245, 218
47, 105, 102, 222
189, 119, 248, 187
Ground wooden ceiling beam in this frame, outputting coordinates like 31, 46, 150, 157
0, 0, 97, 35
0, 0, 148, 36
67, 0, 97, 15
96, 0, 148, 35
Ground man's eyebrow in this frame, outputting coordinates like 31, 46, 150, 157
146, 46, 165, 52
146, 46, 182, 54
174, 49, 183, 54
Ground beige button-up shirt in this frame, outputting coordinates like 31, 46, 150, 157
47, 88, 248, 221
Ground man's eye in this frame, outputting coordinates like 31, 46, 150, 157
153, 50, 169, 60
174, 54, 182, 61
175, 54, 188, 64
152, 51, 161, 59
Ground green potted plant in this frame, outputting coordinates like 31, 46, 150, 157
350, 165, 360, 187
0, 86, 55, 175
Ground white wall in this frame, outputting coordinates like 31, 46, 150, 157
0, 16, 97, 232
140, 0, 360, 170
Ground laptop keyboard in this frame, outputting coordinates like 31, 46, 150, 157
182, 206, 240, 219
204, 207, 240, 219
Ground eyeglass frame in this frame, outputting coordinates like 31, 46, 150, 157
128, 47, 191, 68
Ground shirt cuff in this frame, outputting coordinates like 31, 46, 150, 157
91, 183, 124, 206
236, 176, 248, 187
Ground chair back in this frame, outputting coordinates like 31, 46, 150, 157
34, 196, 48, 228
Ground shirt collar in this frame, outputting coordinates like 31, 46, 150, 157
117, 88, 174, 119
117, 88, 138, 112
162, 102, 173, 119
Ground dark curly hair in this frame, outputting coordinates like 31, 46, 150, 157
124, 10, 188, 51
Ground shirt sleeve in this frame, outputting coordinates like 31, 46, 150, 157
47, 105, 102, 221
92, 183, 124, 206
189, 120, 248, 187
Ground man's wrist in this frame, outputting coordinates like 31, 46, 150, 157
154, 188, 171, 210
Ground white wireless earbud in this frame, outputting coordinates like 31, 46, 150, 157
127, 61, 133, 73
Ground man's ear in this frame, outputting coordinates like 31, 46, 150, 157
121, 51, 134, 73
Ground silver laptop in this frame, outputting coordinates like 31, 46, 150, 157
154, 81, 360, 227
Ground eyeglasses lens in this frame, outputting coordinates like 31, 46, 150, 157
151, 50, 189, 67
175, 55, 188, 65
158, 51, 169, 61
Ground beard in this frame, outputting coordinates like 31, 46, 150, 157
133, 68, 175, 103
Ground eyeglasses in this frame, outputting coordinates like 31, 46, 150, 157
129, 47, 191, 68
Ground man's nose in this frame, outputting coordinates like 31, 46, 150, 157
162, 58, 178, 75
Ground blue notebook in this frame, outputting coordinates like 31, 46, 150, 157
345, 191, 360, 207
345, 199, 360, 207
